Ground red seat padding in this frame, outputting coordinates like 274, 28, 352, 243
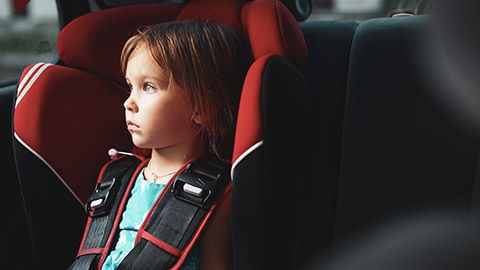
57, 0, 307, 85
57, 4, 183, 85
232, 55, 270, 166
14, 63, 132, 203
242, 0, 307, 70
176, 0, 244, 31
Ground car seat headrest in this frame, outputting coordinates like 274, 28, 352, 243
57, 0, 307, 85
175, 0, 245, 31
57, 4, 184, 85
241, 0, 307, 69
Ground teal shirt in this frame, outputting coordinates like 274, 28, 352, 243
101, 168, 200, 270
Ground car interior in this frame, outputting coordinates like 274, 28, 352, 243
2, 0, 480, 269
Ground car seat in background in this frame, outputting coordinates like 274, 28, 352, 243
296, 19, 357, 267
12, 0, 308, 269
333, 14, 480, 252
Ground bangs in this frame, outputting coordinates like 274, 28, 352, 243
120, 26, 171, 76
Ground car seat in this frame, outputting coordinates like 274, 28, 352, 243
334, 15, 480, 247
12, 0, 308, 269
296, 19, 358, 267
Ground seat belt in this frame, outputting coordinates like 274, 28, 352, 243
70, 154, 230, 270
117, 155, 230, 269
69, 155, 143, 270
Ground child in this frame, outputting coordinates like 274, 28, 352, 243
101, 20, 249, 269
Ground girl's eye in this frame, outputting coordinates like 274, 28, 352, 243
127, 84, 133, 92
144, 83, 157, 93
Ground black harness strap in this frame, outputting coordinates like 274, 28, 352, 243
69, 155, 143, 270
117, 155, 230, 270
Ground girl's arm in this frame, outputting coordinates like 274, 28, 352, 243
200, 190, 233, 270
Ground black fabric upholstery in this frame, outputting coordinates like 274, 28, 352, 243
334, 15, 480, 246
0, 85, 18, 190
297, 20, 357, 266
261, 55, 309, 269
231, 55, 309, 270
231, 145, 264, 270
0, 84, 32, 268
328, 211, 480, 270
13, 139, 85, 269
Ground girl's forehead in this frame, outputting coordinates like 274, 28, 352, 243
128, 45, 152, 64
127, 48, 166, 77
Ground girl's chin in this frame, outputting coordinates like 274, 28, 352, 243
132, 137, 162, 150
131, 137, 150, 150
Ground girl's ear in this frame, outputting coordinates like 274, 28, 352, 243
193, 111, 203, 125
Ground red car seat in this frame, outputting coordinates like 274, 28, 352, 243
12, 0, 307, 269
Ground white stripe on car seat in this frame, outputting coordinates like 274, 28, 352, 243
231, 140, 264, 180
17, 63, 44, 96
15, 63, 52, 108
14, 132, 83, 206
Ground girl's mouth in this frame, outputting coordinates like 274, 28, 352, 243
126, 120, 140, 131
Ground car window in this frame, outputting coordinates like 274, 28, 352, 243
309, 0, 427, 22
0, 0, 59, 81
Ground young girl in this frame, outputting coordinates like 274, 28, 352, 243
101, 20, 249, 269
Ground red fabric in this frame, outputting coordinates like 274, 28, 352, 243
14, 0, 30, 13
77, 248, 103, 257
14, 65, 132, 204
141, 231, 182, 257
242, 0, 307, 70
16, 64, 39, 100
232, 55, 272, 164
57, 4, 184, 85
177, 0, 246, 32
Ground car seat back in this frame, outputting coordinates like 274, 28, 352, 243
334, 15, 480, 248
295, 19, 357, 266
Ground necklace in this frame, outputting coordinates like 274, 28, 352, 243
146, 162, 176, 183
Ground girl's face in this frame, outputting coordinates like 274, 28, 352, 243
124, 46, 201, 151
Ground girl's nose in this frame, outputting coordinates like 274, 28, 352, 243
124, 94, 138, 112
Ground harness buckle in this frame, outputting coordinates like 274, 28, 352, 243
172, 157, 229, 208
172, 170, 211, 207
85, 177, 120, 217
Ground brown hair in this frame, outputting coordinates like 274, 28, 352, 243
121, 20, 250, 158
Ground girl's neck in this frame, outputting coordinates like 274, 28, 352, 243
147, 141, 205, 184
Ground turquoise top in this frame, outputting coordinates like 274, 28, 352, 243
101, 168, 201, 270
